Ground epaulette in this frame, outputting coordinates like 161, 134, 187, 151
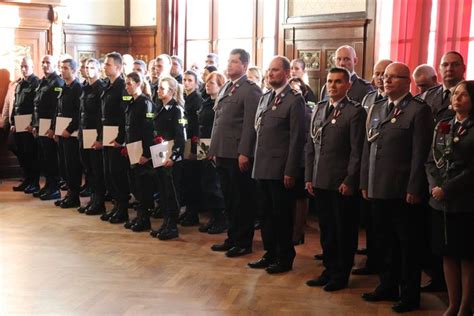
357, 77, 373, 86
426, 84, 442, 94
365, 90, 377, 96
373, 97, 386, 105
246, 79, 256, 85
348, 99, 361, 107
413, 95, 426, 104
291, 89, 302, 95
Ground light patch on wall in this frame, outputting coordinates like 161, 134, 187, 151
288, 0, 366, 17
64, 0, 125, 26
0, 5, 21, 80
130, 0, 156, 26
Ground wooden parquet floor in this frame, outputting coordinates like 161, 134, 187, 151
0, 179, 447, 315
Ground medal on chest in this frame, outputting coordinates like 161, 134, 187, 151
331, 109, 341, 124
272, 95, 282, 111
391, 107, 402, 123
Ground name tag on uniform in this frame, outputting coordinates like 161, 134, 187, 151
54, 87, 62, 92
122, 96, 133, 101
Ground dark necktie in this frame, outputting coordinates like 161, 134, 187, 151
326, 103, 334, 119
453, 121, 461, 134
387, 102, 395, 116
224, 81, 233, 94
268, 91, 276, 105
443, 89, 451, 103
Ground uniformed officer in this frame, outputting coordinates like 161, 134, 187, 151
10, 57, 40, 193
98, 52, 131, 224
412, 64, 439, 96
53, 58, 83, 208
30, 55, 64, 200
423, 51, 466, 123
360, 62, 434, 313
123, 71, 156, 232
149, 76, 186, 240
209, 48, 262, 258
79, 58, 107, 215
353, 59, 392, 276
248, 56, 306, 274
305, 67, 366, 291
320, 45, 374, 103
290, 58, 317, 103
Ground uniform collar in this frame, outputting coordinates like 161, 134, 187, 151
388, 92, 409, 106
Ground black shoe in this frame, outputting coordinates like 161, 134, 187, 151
323, 281, 348, 292
158, 226, 179, 240
77, 204, 89, 213
60, 198, 80, 208
352, 266, 378, 275
293, 234, 305, 246
100, 210, 115, 221
85, 204, 105, 215
79, 186, 92, 197
391, 301, 419, 313
151, 206, 163, 218
131, 219, 151, 232
211, 243, 234, 252
420, 280, 447, 292
225, 246, 252, 258
13, 181, 29, 191
40, 190, 61, 201
361, 291, 399, 302
109, 212, 129, 224
60, 182, 68, 191
265, 262, 292, 274
356, 248, 368, 255
198, 220, 214, 233
306, 273, 331, 287
248, 257, 274, 269
150, 219, 169, 238
54, 198, 64, 207
124, 217, 139, 229
180, 214, 199, 227
207, 222, 227, 234
33, 186, 48, 198
314, 253, 324, 260
24, 184, 40, 194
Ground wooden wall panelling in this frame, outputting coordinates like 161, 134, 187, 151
63, 24, 130, 61
129, 26, 157, 62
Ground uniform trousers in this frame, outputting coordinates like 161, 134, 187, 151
103, 146, 130, 207
14, 132, 39, 184
58, 137, 82, 195
80, 147, 106, 200
216, 157, 256, 249
37, 136, 59, 189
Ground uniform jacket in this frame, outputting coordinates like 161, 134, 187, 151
33, 72, 64, 129
198, 97, 216, 138
80, 79, 106, 134
100, 76, 130, 144
360, 90, 386, 112
54, 78, 83, 134
153, 99, 186, 161
11, 74, 40, 126
423, 84, 455, 123
125, 94, 156, 158
252, 84, 306, 180
360, 93, 434, 199
209, 75, 262, 158
305, 96, 366, 191
320, 73, 374, 103
426, 118, 474, 213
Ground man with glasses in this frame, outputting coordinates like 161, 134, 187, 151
423, 51, 466, 123
360, 63, 434, 313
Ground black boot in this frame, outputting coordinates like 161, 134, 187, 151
180, 209, 199, 226
132, 209, 151, 232
207, 209, 227, 234
85, 195, 106, 215
150, 217, 169, 238
159, 211, 179, 240
13, 180, 30, 192
100, 202, 118, 221
109, 203, 129, 224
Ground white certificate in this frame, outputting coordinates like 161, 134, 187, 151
82, 129, 97, 149
126, 140, 142, 165
103, 126, 119, 147
196, 138, 211, 160
14, 114, 31, 133
150, 140, 174, 168
38, 118, 51, 137
55, 116, 78, 137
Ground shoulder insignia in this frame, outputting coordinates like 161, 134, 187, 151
178, 118, 188, 125
307, 101, 316, 109
246, 79, 256, 85
122, 95, 133, 101
413, 95, 426, 104
54, 87, 62, 92
426, 85, 441, 93
373, 98, 386, 105
291, 89, 301, 95
349, 99, 361, 107
357, 78, 372, 85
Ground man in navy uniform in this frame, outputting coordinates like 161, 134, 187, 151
248, 56, 306, 274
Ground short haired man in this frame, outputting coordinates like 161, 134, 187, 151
413, 64, 439, 96
305, 67, 367, 291
206, 53, 219, 68
209, 48, 262, 257
31, 55, 64, 200
360, 63, 434, 313
320, 45, 374, 103
249, 56, 306, 274
423, 51, 466, 122
171, 55, 183, 84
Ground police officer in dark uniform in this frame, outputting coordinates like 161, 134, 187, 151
79, 58, 107, 215
150, 76, 186, 240
320, 45, 374, 103
53, 58, 83, 208
123, 71, 156, 232
305, 67, 366, 291
248, 56, 306, 274
209, 48, 262, 258
360, 63, 434, 313
31, 55, 64, 200
10, 57, 40, 193
423, 51, 466, 123
99, 52, 131, 224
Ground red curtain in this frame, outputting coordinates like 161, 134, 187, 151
169, 0, 180, 55
390, 0, 433, 92
433, 0, 472, 68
